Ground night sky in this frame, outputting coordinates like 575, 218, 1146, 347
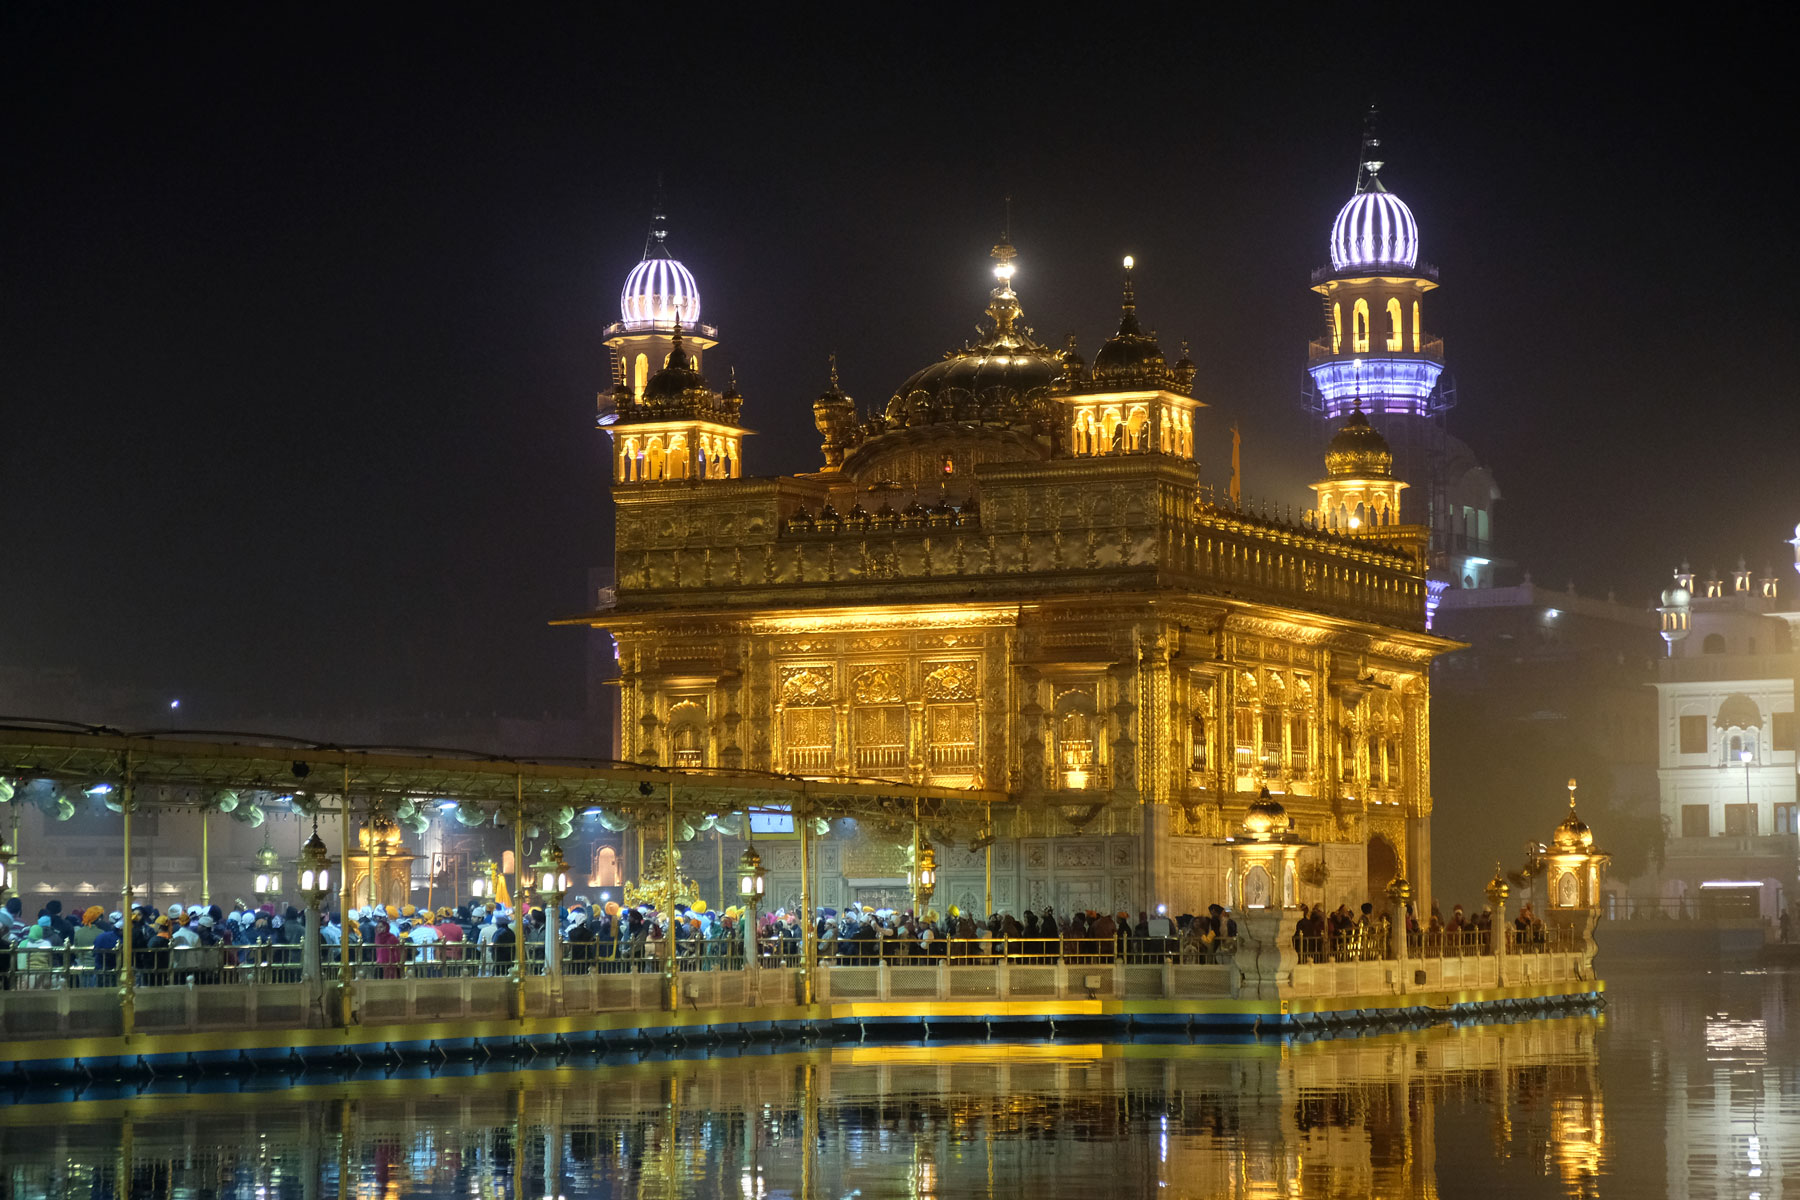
3, 12, 1793, 725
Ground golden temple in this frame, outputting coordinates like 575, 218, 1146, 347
571, 233, 1458, 918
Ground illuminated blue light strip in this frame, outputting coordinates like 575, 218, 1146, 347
1308, 357, 1444, 417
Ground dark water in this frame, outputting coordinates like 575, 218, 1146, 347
1, 966, 1794, 1198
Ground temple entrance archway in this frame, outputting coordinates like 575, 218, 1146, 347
1366, 835, 1398, 908
591, 846, 621, 887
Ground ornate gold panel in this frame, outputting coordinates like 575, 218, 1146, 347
851, 665, 906, 705
779, 666, 833, 706
921, 661, 977, 700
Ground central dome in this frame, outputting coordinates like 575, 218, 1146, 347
1329, 182, 1419, 272
880, 241, 1061, 434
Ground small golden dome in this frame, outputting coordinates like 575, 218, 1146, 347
1551, 778, 1595, 853
1324, 407, 1393, 478
1242, 787, 1288, 839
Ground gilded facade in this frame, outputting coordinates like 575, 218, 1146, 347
577, 230, 1457, 917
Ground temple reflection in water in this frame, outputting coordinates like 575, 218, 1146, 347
1, 1018, 1608, 1199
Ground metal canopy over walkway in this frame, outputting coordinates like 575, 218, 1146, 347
0, 720, 1006, 825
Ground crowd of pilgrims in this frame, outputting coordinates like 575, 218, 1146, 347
1, 889, 1549, 986
1290, 898, 1548, 961
0, 891, 1253, 985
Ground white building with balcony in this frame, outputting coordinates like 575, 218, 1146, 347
1649, 551, 1800, 921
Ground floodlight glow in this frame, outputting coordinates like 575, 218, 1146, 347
1122, 255, 1134, 270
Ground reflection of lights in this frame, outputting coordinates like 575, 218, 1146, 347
1551, 1096, 1604, 1182
1705, 1015, 1767, 1062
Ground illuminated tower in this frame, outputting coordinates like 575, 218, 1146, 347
602, 203, 717, 402
596, 207, 749, 484
1310, 405, 1407, 533
1057, 256, 1202, 459
1306, 113, 1499, 590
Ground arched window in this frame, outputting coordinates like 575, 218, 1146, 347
1386, 298, 1403, 351
1411, 301, 1421, 352
1702, 633, 1727, 655
1054, 706, 1097, 789
645, 439, 665, 481
1332, 303, 1343, 354
1352, 299, 1371, 353
633, 353, 649, 400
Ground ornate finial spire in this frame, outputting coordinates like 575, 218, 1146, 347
1567, 777, 1579, 810
1115, 254, 1142, 336
1355, 104, 1385, 195
666, 314, 689, 370
828, 352, 839, 389
986, 232, 1022, 343
644, 175, 670, 259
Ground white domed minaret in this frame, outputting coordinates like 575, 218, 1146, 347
602, 203, 718, 402
597, 205, 749, 485
1305, 109, 1500, 593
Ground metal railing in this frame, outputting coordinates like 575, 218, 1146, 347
815, 934, 1237, 967
3, 923, 1580, 994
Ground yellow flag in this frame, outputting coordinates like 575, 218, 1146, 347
493, 867, 512, 909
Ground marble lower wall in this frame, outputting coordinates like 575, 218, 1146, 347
755, 832, 1374, 920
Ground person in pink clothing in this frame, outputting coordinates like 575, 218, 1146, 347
434, 907, 465, 970
374, 917, 401, 979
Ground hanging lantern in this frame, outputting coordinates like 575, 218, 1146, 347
470, 856, 497, 900
252, 832, 283, 902
915, 841, 938, 903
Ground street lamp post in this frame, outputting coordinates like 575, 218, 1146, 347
298, 823, 333, 989
738, 845, 765, 976
533, 844, 569, 978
